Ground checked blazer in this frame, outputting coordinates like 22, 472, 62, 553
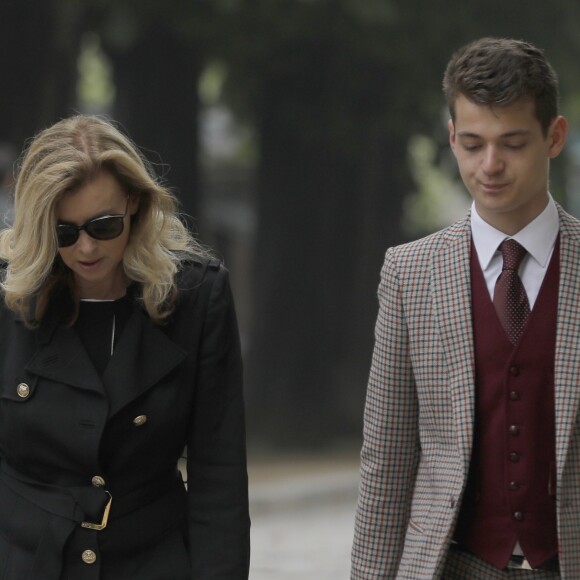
351, 204, 580, 579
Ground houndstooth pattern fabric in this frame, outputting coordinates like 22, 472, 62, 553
351, 204, 580, 580
494, 239, 530, 344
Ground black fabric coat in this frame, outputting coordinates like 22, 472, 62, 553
0, 259, 250, 579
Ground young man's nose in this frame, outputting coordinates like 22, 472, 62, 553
481, 146, 504, 175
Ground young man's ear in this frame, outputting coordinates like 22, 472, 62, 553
448, 118, 457, 154
548, 116, 568, 159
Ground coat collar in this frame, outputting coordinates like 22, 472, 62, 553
26, 296, 187, 417
102, 303, 187, 417
25, 322, 104, 395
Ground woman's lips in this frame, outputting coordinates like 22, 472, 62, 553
78, 259, 102, 268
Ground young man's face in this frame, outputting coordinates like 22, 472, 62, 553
449, 94, 568, 235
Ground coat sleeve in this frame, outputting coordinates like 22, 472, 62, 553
351, 248, 421, 579
186, 265, 250, 579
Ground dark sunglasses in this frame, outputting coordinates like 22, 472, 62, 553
56, 198, 130, 248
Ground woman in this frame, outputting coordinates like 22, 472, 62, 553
0, 115, 250, 579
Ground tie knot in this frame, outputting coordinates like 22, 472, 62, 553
499, 239, 527, 271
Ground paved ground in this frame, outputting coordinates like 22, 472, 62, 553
248, 453, 360, 580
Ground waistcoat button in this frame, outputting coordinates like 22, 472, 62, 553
509, 391, 520, 401
82, 549, 97, 564
513, 511, 524, 521
509, 366, 520, 376
509, 452, 520, 463
509, 425, 520, 436
509, 481, 520, 491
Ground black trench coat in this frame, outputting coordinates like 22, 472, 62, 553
0, 259, 250, 579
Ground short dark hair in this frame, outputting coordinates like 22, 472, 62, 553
443, 37, 559, 135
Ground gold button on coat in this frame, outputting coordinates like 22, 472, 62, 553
133, 415, 148, 427
82, 549, 97, 564
91, 476, 106, 488
16, 383, 30, 398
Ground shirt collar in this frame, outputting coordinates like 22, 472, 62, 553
471, 195, 559, 271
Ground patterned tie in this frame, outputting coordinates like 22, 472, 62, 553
493, 239, 530, 345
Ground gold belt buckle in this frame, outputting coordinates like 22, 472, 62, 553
81, 491, 112, 531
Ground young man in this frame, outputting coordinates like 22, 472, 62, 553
351, 38, 577, 578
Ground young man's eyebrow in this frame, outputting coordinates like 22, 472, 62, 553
456, 129, 532, 138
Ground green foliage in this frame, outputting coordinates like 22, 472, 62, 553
77, 33, 115, 111
404, 135, 469, 235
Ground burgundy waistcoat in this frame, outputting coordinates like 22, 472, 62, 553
453, 240, 560, 570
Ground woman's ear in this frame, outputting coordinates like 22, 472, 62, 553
128, 193, 140, 216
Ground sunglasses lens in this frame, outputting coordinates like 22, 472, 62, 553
87, 217, 124, 240
56, 205, 127, 248
56, 226, 79, 248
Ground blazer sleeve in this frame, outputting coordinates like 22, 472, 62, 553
351, 248, 421, 579
186, 265, 250, 579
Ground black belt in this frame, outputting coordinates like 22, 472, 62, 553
0, 461, 183, 579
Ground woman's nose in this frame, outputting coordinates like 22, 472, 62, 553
76, 230, 98, 253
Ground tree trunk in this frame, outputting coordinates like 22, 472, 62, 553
105, 26, 202, 220
0, 0, 84, 151
246, 102, 412, 448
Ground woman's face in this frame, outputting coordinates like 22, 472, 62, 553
56, 170, 139, 299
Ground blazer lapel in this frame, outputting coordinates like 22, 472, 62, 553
103, 305, 187, 417
554, 206, 580, 479
431, 217, 475, 475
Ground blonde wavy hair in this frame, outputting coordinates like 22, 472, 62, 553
0, 114, 206, 325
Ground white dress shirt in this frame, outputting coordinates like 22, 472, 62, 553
470, 196, 560, 309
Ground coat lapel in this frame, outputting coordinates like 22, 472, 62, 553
431, 217, 475, 475
103, 305, 187, 417
25, 323, 104, 394
554, 206, 580, 478
24, 298, 188, 415
22, 288, 103, 395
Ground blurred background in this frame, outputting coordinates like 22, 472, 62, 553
3, 1, 580, 576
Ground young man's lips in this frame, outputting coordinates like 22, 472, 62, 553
480, 182, 508, 190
